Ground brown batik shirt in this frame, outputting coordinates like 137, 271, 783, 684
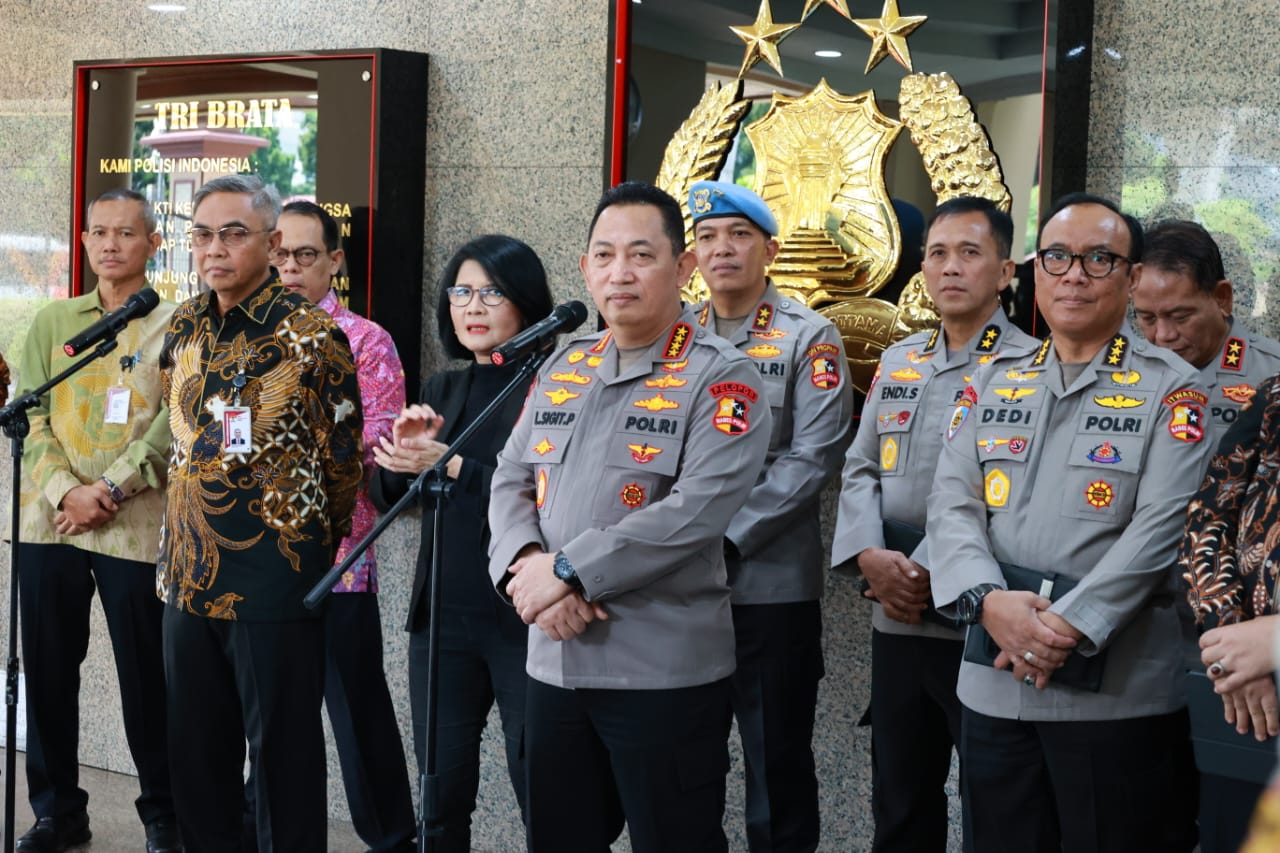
156, 275, 363, 621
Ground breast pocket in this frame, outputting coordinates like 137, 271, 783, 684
520, 427, 575, 519
590, 434, 682, 526
1060, 434, 1142, 524
874, 402, 919, 477
974, 430, 1034, 513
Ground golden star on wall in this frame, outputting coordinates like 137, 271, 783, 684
853, 0, 928, 73
730, 0, 803, 79
801, 0, 852, 20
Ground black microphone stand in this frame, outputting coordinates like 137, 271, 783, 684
0, 337, 121, 853
304, 346, 551, 853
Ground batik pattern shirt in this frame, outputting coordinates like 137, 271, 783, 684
17, 289, 175, 559
157, 278, 363, 621
1180, 372, 1280, 628
318, 289, 405, 593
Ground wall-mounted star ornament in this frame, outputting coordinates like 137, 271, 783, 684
801, 0, 852, 20
731, 0, 803, 79
853, 0, 928, 73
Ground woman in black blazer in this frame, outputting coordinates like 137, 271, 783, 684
372, 234, 553, 851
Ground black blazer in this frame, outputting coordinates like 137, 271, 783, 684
370, 363, 534, 632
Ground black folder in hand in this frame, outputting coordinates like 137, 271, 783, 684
858, 520, 962, 631
961, 562, 1107, 692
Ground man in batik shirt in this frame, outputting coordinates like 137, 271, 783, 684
157, 175, 363, 851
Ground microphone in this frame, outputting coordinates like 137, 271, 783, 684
490, 300, 588, 366
64, 288, 161, 356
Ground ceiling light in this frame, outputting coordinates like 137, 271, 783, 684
148, 4, 187, 11
815, 50, 842, 59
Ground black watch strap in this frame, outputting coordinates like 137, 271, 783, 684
553, 552, 584, 593
958, 583, 1000, 625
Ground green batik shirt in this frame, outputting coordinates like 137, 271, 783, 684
156, 277, 363, 622
17, 288, 176, 560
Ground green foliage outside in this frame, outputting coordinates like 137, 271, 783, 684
731, 101, 771, 189
295, 112, 318, 195
243, 126, 298, 197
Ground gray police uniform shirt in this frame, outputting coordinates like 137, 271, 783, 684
488, 305, 772, 690
833, 305, 1040, 640
928, 324, 1214, 720
1200, 316, 1280, 430
694, 282, 854, 605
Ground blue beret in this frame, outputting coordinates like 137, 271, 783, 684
688, 180, 778, 236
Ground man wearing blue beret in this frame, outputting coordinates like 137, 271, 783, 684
689, 180, 853, 852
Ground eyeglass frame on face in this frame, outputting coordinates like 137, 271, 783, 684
269, 246, 324, 268
189, 225, 273, 248
446, 285, 507, 307
1036, 247, 1134, 279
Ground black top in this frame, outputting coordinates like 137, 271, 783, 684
372, 360, 533, 632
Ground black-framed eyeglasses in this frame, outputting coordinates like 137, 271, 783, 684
269, 247, 323, 267
189, 226, 271, 248
1036, 248, 1133, 278
446, 285, 507, 307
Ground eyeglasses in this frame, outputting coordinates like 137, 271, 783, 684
446, 285, 507, 307
189, 226, 271, 248
1037, 248, 1133, 278
269, 247, 323, 267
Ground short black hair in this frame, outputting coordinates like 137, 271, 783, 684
436, 235, 554, 361
586, 181, 686, 257
1037, 192, 1143, 260
926, 196, 1014, 259
87, 187, 157, 233
1141, 219, 1225, 294
281, 200, 341, 252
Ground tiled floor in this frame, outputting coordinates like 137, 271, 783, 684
0, 748, 364, 852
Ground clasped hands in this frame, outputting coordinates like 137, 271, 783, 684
858, 548, 931, 624
372, 403, 462, 479
54, 480, 118, 536
981, 590, 1082, 690
505, 546, 607, 642
1200, 616, 1279, 741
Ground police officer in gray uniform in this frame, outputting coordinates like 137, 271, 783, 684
1132, 218, 1280, 431
488, 182, 771, 853
687, 180, 853, 852
928, 193, 1212, 852
833, 196, 1039, 852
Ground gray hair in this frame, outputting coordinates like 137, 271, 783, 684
192, 174, 281, 228
87, 187, 157, 233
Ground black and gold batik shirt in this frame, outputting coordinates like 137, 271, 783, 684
157, 276, 363, 621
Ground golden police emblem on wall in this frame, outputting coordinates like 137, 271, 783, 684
655, 0, 1013, 392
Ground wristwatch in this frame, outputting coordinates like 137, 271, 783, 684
100, 476, 126, 504
957, 583, 1001, 626
553, 552, 584, 593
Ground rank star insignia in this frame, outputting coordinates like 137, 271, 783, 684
978, 325, 1000, 351
753, 303, 774, 331
549, 368, 591, 385
993, 387, 1037, 403
890, 367, 923, 382
1222, 383, 1256, 404
544, 387, 580, 406
1105, 335, 1128, 366
1222, 337, 1245, 369
619, 482, 646, 508
1085, 479, 1114, 509
645, 375, 688, 389
664, 323, 693, 360
1093, 393, 1146, 409
532, 438, 556, 456
880, 436, 899, 471
984, 468, 1010, 508
627, 443, 663, 464
1110, 370, 1141, 386
1087, 442, 1121, 464
746, 344, 783, 359
634, 393, 679, 413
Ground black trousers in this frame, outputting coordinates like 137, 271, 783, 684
730, 601, 823, 853
961, 706, 1199, 853
868, 630, 966, 853
524, 677, 732, 853
18, 542, 173, 825
409, 607, 528, 852
324, 593, 416, 852
162, 605, 326, 853
1199, 773, 1265, 853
